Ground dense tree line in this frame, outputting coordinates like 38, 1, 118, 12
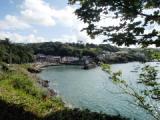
1, 39, 159, 64
28, 42, 160, 63
0, 39, 34, 64
27, 42, 119, 58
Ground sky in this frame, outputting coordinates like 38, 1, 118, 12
0, 0, 106, 44
0, 0, 159, 47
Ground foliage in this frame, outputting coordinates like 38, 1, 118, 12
0, 99, 128, 120
68, 2, 160, 118
11, 74, 44, 99
28, 42, 119, 57
45, 108, 128, 120
19, 64, 32, 69
101, 63, 111, 74
1, 39, 158, 64
101, 64, 160, 120
69, 0, 160, 47
0, 65, 128, 120
0, 99, 40, 120
151, 51, 160, 60
0, 65, 64, 117
0, 39, 34, 64
142, 49, 160, 61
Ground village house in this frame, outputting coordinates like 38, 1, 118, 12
61, 56, 80, 63
36, 54, 81, 64
97, 51, 115, 60
36, 54, 61, 63
36, 54, 47, 63
115, 51, 128, 56
47, 56, 61, 63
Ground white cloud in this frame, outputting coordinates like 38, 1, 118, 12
0, 0, 59, 30
0, 0, 114, 44
53, 6, 78, 27
0, 15, 31, 30
0, 32, 46, 43
33, 29, 37, 34
0, 0, 159, 45
20, 0, 82, 27
21, 0, 56, 26
0, 0, 57, 30
51, 33, 104, 44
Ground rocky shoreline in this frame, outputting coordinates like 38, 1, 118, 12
27, 62, 97, 99
26, 64, 58, 98
37, 79, 57, 97
27, 63, 61, 73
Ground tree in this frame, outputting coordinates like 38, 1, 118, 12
101, 64, 160, 120
69, 0, 160, 119
69, 0, 160, 47
0, 39, 34, 64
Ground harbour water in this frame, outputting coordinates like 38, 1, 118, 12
39, 62, 160, 120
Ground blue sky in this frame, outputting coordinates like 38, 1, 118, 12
0, 0, 101, 44
0, 0, 158, 46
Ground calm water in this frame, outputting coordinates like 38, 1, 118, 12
38, 62, 160, 120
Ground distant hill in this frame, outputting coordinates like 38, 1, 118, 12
27, 42, 119, 57
1, 39, 160, 64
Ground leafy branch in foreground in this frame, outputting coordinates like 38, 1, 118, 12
101, 63, 160, 120
69, 0, 160, 47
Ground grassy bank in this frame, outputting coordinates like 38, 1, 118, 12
0, 64, 64, 118
0, 64, 128, 120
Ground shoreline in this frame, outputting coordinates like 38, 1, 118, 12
32, 72, 58, 98
21, 63, 61, 100
35, 72, 75, 109
32, 61, 160, 104
0, 64, 65, 118
33, 63, 77, 108
35, 61, 160, 101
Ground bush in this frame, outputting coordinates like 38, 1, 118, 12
11, 75, 44, 99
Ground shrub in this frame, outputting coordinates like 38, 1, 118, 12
11, 75, 44, 99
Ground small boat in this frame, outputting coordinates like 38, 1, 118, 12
108, 76, 112, 80
134, 66, 140, 69
151, 95, 160, 100
131, 70, 138, 73
134, 68, 139, 71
